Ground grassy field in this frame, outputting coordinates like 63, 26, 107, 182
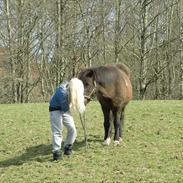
0, 101, 183, 183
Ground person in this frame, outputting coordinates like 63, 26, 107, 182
49, 78, 85, 161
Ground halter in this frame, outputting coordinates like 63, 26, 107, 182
84, 81, 96, 101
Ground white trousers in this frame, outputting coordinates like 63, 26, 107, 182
49, 111, 77, 152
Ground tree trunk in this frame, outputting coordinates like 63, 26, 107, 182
166, 0, 174, 99
40, 2, 46, 98
25, 34, 30, 103
100, 0, 106, 64
114, 0, 121, 63
154, 16, 159, 99
4, 0, 17, 103
17, 0, 25, 103
86, 20, 92, 67
139, 0, 148, 100
179, 0, 183, 99
55, 0, 64, 86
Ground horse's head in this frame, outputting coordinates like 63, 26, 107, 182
78, 68, 96, 101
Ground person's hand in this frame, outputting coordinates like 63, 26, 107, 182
84, 96, 92, 105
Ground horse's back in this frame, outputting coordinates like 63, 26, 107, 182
95, 64, 132, 106
115, 64, 131, 78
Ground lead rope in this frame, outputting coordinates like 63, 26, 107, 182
79, 81, 97, 152
79, 112, 87, 152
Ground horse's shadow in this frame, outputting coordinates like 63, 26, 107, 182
0, 135, 102, 168
74, 134, 103, 151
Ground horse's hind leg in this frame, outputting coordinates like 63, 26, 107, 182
113, 108, 121, 145
119, 107, 125, 141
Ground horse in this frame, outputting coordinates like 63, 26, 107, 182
78, 64, 132, 145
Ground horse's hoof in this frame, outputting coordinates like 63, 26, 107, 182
114, 140, 120, 146
103, 138, 111, 145
119, 137, 122, 142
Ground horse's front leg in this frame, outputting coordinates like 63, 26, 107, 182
113, 108, 121, 145
101, 106, 111, 145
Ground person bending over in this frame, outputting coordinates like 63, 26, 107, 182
49, 78, 85, 161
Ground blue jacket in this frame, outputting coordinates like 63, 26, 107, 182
49, 82, 69, 112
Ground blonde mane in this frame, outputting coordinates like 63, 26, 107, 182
69, 78, 85, 114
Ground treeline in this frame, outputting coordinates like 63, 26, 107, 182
0, 0, 182, 103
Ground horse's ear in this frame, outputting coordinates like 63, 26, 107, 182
79, 68, 94, 78
85, 69, 94, 78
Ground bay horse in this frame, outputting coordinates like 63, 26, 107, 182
78, 64, 132, 145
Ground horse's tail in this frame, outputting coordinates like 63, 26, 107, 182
116, 64, 131, 78
69, 78, 85, 114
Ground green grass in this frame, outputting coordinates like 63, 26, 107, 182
0, 101, 183, 183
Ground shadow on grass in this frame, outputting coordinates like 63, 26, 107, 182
0, 135, 103, 168
74, 134, 103, 150
0, 144, 52, 168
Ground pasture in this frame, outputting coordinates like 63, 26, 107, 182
0, 101, 183, 183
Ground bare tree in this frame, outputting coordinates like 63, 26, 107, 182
0, 0, 183, 103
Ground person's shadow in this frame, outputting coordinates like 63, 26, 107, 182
0, 144, 52, 168
0, 135, 102, 168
